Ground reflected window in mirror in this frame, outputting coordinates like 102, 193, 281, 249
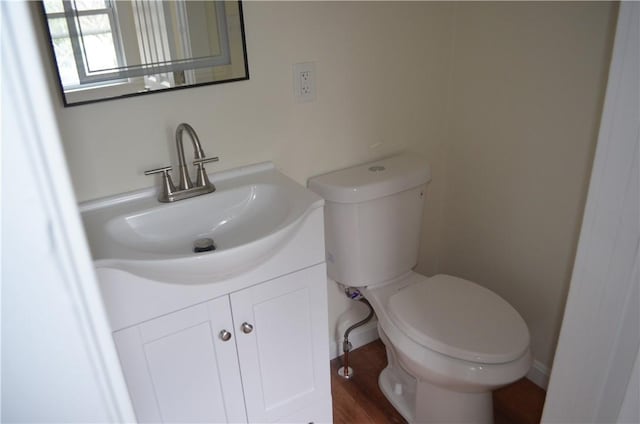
43, 0, 126, 87
41, 0, 249, 106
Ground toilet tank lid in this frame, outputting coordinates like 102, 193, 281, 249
308, 154, 431, 203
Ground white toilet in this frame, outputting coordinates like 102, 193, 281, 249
308, 154, 532, 423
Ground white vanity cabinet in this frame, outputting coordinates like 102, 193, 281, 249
113, 263, 331, 424
83, 164, 333, 423
113, 295, 245, 423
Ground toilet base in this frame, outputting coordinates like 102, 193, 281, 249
414, 377, 493, 423
378, 329, 494, 423
378, 360, 417, 421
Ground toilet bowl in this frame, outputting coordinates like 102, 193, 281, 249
364, 271, 531, 422
308, 154, 532, 423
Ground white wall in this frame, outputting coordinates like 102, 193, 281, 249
441, 2, 617, 372
41, 2, 616, 378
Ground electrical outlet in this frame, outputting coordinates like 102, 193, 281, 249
300, 71, 312, 95
293, 62, 316, 102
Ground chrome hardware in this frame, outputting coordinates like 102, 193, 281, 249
144, 123, 219, 203
176, 123, 203, 190
241, 322, 254, 334
144, 165, 173, 175
193, 238, 215, 253
219, 330, 232, 342
193, 156, 219, 187
193, 157, 219, 166
338, 296, 374, 380
144, 166, 177, 201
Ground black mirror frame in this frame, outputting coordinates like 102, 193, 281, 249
39, 0, 249, 107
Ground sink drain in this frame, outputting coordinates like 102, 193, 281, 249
193, 238, 215, 253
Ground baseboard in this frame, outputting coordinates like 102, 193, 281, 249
329, 321, 380, 360
329, 324, 551, 391
527, 359, 550, 390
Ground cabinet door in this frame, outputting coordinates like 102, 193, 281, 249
113, 297, 246, 423
230, 264, 332, 423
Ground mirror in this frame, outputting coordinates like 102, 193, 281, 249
41, 0, 249, 106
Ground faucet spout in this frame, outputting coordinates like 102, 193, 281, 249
175, 123, 205, 190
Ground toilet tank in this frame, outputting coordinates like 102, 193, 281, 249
308, 154, 431, 287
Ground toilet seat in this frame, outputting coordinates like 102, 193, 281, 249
387, 274, 530, 364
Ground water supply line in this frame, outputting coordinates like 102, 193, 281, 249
338, 288, 375, 380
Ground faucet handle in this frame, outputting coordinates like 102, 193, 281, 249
144, 166, 177, 203
144, 165, 173, 176
192, 156, 219, 166
192, 157, 219, 190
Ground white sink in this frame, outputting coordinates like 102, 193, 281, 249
81, 163, 324, 284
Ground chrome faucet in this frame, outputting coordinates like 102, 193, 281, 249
144, 123, 219, 202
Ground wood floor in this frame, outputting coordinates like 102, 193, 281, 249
330, 340, 546, 424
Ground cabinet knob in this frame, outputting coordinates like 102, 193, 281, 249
219, 329, 232, 341
241, 322, 254, 334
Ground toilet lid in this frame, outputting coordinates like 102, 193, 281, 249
387, 274, 530, 364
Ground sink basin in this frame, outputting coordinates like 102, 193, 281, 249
106, 184, 291, 255
81, 163, 324, 284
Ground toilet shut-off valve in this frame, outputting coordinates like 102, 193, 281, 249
338, 289, 374, 380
